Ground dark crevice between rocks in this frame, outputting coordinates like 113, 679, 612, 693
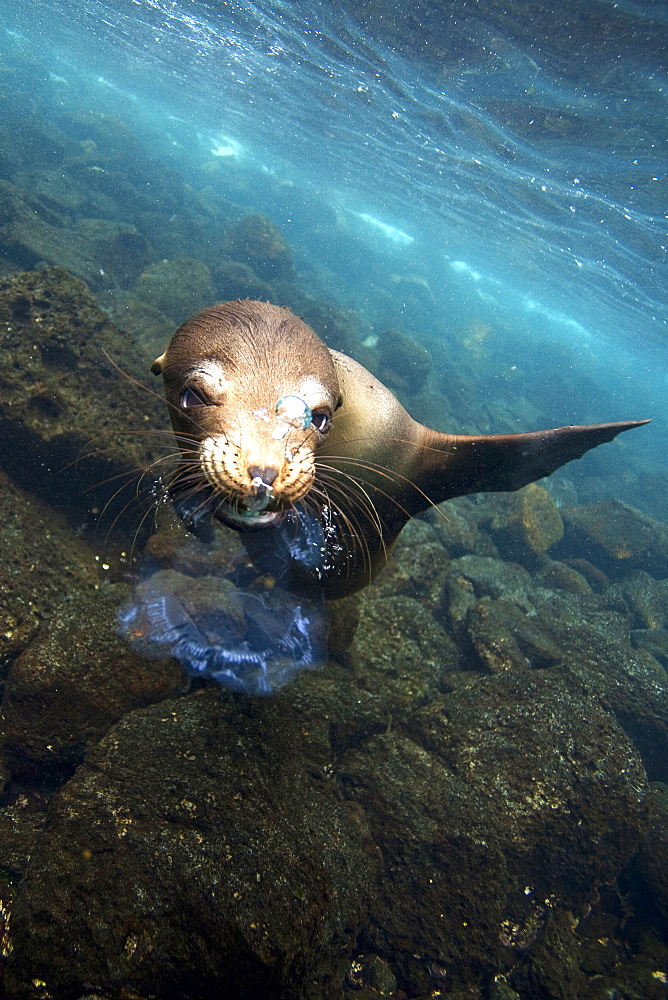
0, 415, 157, 549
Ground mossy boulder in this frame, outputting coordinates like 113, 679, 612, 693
0, 467, 98, 674
343, 668, 649, 994
76, 218, 149, 288
377, 326, 432, 395
212, 259, 274, 302
0, 179, 103, 287
12, 169, 89, 213
558, 499, 668, 579
224, 213, 295, 281
0, 266, 168, 515
2, 585, 182, 783
485, 483, 564, 559
131, 257, 217, 323
6, 691, 376, 998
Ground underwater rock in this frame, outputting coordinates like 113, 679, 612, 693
224, 213, 295, 282
370, 518, 450, 603
11, 169, 89, 214
143, 516, 242, 577
0, 467, 98, 682
558, 499, 668, 579
295, 294, 364, 357
444, 554, 537, 611
561, 556, 610, 592
212, 259, 274, 302
327, 594, 361, 657
435, 544, 668, 781
2, 584, 182, 784
634, 782, 668, 920
59, 109, 151, 169
566, 617, 668, 782
277, 663, 395, 769
0, 804, 44, 890
348, 594, 459, 707
6, 690, 376, 999
135, 206, 221, 263
131, 257, 217, 324
377, 326, 432, 395
483, 483, 564, 560
0, 266, 168, 513
508, 908, 587, 1000
72, 162, 183, 230
442, 571, 478, 636
0, 179, 103, 287
346, 953, 397, 995
632, 626, 668, 669
97, 289, 176, 358
611, 569, 668, 630
342, 668, 648, 995
466, 597, 563, 672
468, 583, 668, 782
429, 496, 480, 555
0, 100, 70, 179
1, 552, 655, 998
75, 219, 149, 288
533, 557, 592, 594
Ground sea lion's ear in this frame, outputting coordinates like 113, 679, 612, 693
151, 353, 166, 375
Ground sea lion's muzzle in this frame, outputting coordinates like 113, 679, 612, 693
198, 397, 318, 529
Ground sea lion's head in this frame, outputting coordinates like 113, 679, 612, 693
152, 300, 340, 529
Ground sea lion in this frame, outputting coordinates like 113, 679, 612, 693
151, 299, 648, 599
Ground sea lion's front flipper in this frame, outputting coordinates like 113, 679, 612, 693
418, 419, 650, 506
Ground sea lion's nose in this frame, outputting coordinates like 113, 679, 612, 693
248, 465, 278, 488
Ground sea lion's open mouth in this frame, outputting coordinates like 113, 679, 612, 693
215, 473, 290, 530
215, 501, 286, 531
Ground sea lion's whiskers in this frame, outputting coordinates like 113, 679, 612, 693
127, 501, 175, 563
315, 462, 435, 555
315, 464, 388, 542
166, 464, 213, 492
319, 433, 457, 517
309, 476, 378, 560
84, 451, 189, 495
101, 482, 163, 553
317, 458, 420, 528
169, 474, 236, 525
306, 480, 377, 587
92, 454, 192, 542
302, 493, 370, 588
62, 431, 194, 495
319, 453, 447, 523
68, 430, 201, 523
312, 468, 392, 583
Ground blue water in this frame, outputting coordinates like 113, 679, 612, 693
0, 0, 665, 492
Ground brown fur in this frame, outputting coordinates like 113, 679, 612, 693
153, 299, 649, 597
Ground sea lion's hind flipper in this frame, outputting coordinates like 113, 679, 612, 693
420, 419, 650, 504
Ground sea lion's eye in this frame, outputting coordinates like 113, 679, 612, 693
311, 410, 332, 434
180, 386, 208, 409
